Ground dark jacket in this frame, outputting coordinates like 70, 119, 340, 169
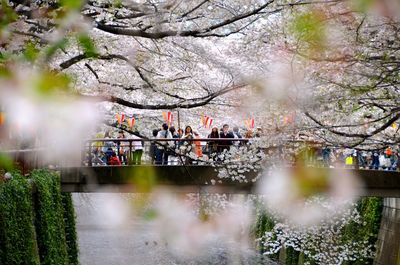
219, 131, 234, 151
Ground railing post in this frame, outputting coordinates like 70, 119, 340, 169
81, 141, 85, 166
129, 140, 132, 165
88, 142, 92, 167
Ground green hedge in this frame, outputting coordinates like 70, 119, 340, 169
31, 169, 69, 265
285, 247, 300, 265
341, 197, 383, 265
0, 170, 79, 265
254, 209, 279, 261
0, 172, 40, 265
61, 193, 79, 265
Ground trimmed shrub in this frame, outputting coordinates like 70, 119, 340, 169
342, 197, 383, 265
31, 169, 69, 265
62, 192, 79, 265
0, 172, 40, 265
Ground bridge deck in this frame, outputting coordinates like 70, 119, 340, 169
60, 166, 400, 197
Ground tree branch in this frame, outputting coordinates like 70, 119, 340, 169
95, 1, 276, 39
305, 110, 400, 138
79, 84, 245, 110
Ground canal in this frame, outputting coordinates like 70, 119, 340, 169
73, 193, 278, 265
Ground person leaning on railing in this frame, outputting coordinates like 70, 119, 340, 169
180, 126, 194, 164
155, 123, 172, 165
117, 130, 128, 165
130, 133, 143, 165
168, 126, 179, 165
244, 130, 253, 145
102, 130, 116, 165
207, 127, 220, 159
149, 129, 160, 164
91, 131, 105, 165
193, 132, 203, 158
219, 124, 234, 152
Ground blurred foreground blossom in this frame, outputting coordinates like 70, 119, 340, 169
352, 0, 400, 17
0, 66, 99, 165
152, 191, 253, 259
257, 164, 363, 226
92, 193, 133, 228
247, 60, 306, 107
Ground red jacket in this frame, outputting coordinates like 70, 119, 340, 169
109, 156, 121, 165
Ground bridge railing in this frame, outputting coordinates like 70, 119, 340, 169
83, 138, 255, 167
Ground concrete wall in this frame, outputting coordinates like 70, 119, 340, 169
374, 198, 400, 265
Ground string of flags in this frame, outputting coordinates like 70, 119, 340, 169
116, 113, 125, 125
283, 113, 295, 125
163, 111, 173, 126
201, 115, 213, 128
127, 117, 135, 128
116, 113, 135, 129
0, 112, 4, 126
244, 118, 255, 129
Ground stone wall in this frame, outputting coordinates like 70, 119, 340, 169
374, 198, 400, 265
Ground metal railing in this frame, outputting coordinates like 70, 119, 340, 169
83, 138, 253, 166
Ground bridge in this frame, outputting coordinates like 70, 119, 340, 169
2, 138, 400, 264
2, 138, 400, 197
59, 165, 400, 197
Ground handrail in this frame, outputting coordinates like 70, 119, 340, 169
85, 138, 252, 142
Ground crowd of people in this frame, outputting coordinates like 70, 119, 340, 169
302, 146, 399, 171
91, 130, 144, 166
89, 124, 399, 172
150, 123, 261, 165
89, 123, 262, 166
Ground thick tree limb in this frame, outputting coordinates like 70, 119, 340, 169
95, 1, 276, 39
79, 84, 245, 110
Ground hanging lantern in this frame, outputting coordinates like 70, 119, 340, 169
167, 112, 173, 125
127, 117, 135, 128
163, 111, 173, 126
201, 115, 213, 128
244, 119, 249, 129
116, 113, 125, 125
0, 112, 4, 126
283, 113, 295, 125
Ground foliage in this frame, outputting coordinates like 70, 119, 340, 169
31, 169, 69, 265
61, 192, 79, 265
341, 197, 383, 265
0, 153, 13, 171
291, 10, 326, 53
0, 169, 79, 265
253, 206, 278, 261
285, 247, 300, 265
0, 172, 40, 265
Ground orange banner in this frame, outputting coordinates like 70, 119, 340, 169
116, 113, 125, 125
244, 118, 255, 129
127, 118, 135, 128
